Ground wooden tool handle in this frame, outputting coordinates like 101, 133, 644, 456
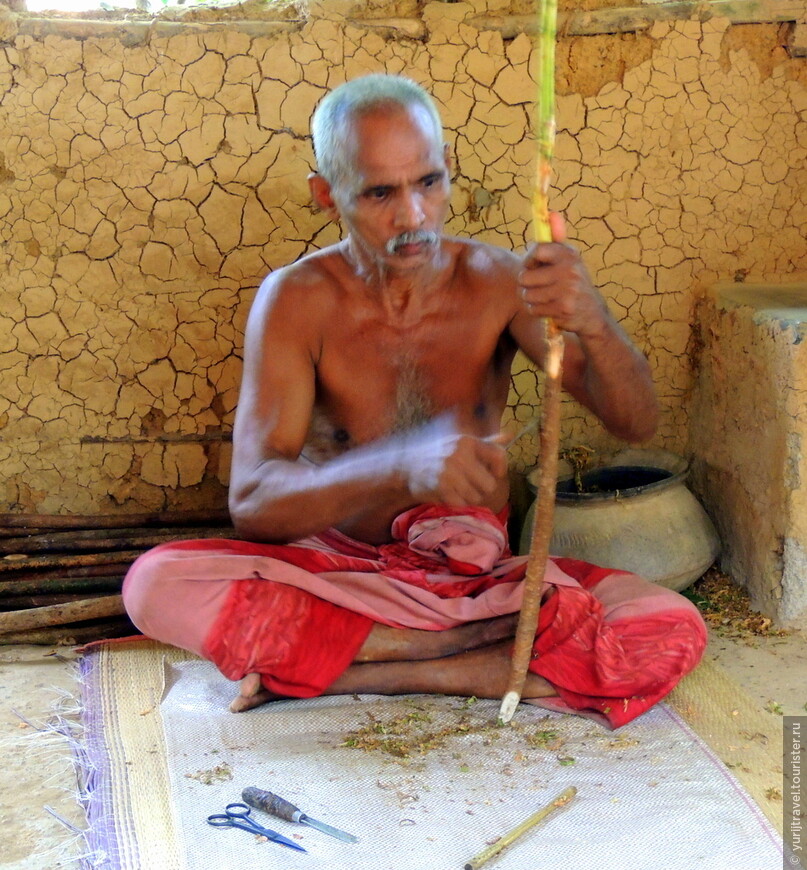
242, 786, 301, 822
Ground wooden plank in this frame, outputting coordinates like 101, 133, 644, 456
471, 1, 806, 37
14, 2, 803, 44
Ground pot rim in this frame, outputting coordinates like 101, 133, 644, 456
529, 448, 691, 502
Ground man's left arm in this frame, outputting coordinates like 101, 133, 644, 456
508, 215, 658, 443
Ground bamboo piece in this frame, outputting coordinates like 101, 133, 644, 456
463, 786, 577, 870
499, 0, 562, 725
0, 594, 125, 634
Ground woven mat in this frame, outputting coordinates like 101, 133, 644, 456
76, 640, 784, 870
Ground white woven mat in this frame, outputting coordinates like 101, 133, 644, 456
161, 659, 783, 870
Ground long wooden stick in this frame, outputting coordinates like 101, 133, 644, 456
0, 592, 117, 610
0, 550, 143, 574
0, 508, 229, 530
0, 526, 233, 556
0, 594, 125, 634
499, 0, 562, 725
0, 618, 134, 646
0, 563, 134, 582
0, 574, 124, 598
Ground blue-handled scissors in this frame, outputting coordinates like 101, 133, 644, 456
207, 802, 307, 852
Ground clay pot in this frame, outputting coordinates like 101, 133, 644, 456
519, 448, 720, 591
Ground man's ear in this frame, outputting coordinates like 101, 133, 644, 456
308, 172, 339, 217
443, 142, 452, 175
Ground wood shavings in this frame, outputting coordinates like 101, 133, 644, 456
525, 728, 565, 750
341, 703, 565, 763
184, 763, 233, 785
341, 708, 489, 760
606, 735, 640, 749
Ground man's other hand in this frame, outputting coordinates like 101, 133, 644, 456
517, 212, 611, 341
397, 416, 508, 507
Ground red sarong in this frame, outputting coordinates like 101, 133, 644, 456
123, 505, 707, 729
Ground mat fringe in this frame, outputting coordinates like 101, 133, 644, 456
3, 671, 107, 868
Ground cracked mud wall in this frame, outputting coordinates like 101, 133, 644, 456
0, 2, 805, 514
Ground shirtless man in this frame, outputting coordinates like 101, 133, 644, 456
218, 73, 663, 713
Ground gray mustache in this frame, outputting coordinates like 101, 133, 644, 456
386, 230, 440, 255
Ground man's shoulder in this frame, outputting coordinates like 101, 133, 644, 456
264, 245, 343, 288
448, 237, 521, 291
254, 246, 344, 313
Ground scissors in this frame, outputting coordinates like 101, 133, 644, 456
207, 802, 307, 852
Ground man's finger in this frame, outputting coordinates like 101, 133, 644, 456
549, 211, 567, 243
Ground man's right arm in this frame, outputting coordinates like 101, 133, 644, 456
228, 270, 508, 543
228, 269, 405, 542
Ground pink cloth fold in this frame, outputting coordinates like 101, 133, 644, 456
392, 504, 509, 574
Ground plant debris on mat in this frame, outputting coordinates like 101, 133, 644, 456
683, 567, 790, 639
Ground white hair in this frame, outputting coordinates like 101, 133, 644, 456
311, 74, 444, 191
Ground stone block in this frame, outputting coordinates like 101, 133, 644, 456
691, 283, 807, 627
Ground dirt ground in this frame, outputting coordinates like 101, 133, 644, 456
0, 627, 803, 869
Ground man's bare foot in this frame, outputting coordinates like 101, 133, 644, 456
326, 640, 555, 700
230, 672, 278, 713
229, 606, 557, 712
354, 613, 521, 663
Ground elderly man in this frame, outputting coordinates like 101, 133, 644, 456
123, 74, 706, 728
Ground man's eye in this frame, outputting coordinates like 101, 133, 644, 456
366, 188, 390, 200
422, 174, 442, 188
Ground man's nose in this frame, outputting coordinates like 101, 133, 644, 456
394, 190, 425, 229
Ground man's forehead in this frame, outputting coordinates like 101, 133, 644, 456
343, 105, 445, 179
351, 100, 438, 132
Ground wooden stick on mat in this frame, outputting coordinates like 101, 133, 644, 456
499, 0, 563, 725
464, 786, 576, 870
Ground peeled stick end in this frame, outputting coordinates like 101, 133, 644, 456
498, 691, 520, 725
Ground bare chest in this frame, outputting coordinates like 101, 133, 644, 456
304, 303, 514, 458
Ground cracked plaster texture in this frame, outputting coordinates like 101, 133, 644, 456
0, 4, 805, 516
